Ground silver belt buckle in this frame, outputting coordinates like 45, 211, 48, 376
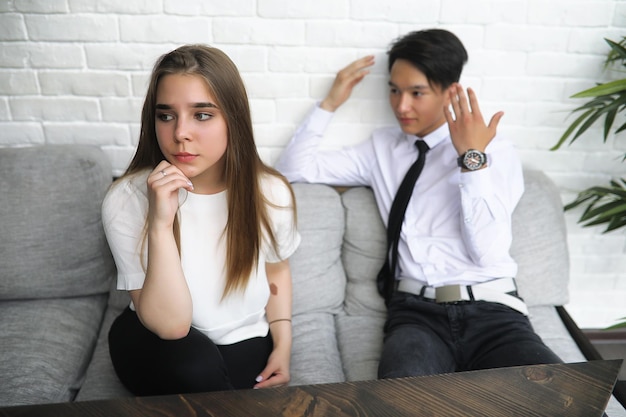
436, 285, 463, 303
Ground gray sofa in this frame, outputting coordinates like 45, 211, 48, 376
0, 145, 624, 415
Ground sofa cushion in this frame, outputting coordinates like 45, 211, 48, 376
527, 305, 585, 363
340, 187, 387, 318
336, 314, 385, 381
0, 145, 115, 300
511, 170, 570, 307
290, 183, 346, 316
290, 312, 345, 385
75, 301, 132, 402
338, 187, 387, 381
0, 296, 107, 406
287, 184, 347, 385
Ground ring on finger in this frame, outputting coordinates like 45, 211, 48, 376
160, 170, 167, 177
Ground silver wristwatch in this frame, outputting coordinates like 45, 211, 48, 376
457, 149, 487, 171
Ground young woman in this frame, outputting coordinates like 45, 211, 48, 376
103, 44, 300, 396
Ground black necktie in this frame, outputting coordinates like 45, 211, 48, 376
376, 140, 430, 303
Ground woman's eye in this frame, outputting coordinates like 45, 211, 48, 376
197, 113, 212, 121
157, 113, 173, 122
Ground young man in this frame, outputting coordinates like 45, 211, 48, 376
275, 29, 561, 378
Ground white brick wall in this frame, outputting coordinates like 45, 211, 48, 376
1, 0, 625, 329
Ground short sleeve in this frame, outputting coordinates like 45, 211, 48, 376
261, 174, 301, 263
101, 171, 150, 290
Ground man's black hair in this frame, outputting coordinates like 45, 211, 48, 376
387, 29, 468, 91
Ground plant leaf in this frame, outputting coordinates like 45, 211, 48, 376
554, 37, 626, 235
563, 195, 598, 211
605, 38, 626, 65
615, 120, 626, 134
571, 108, 609, 142
571, 79, 626, 98
604, 107, 618, 139
605, 316, 626, 330
605, 216, 626, 232
581, 202, 626, 222
565, 178, 626, 233
550, 109, 594, 150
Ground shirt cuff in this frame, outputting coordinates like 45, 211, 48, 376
458, 165, 495, 198
305, 102, 335, 134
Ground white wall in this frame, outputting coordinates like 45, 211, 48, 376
1, 0, 625, 329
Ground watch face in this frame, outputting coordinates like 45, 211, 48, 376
463, 149, 486, 170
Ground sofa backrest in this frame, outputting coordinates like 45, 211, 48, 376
288, 183, 348, 384
509, 169, 570, 307
341, 187, 387, 318
290, 183, 346, 316
0, 145, 116, 300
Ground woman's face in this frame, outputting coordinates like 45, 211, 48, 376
155, 73, 229, 194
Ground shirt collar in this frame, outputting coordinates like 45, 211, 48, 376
405, 123, 450, 150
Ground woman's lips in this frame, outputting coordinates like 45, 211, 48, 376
174, 153, 197, 163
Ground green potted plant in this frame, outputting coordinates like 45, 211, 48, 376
551, 37, 626, 329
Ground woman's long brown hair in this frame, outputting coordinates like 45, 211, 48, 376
122, 44, 296, 298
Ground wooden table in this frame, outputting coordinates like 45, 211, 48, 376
0, 360, 621, 417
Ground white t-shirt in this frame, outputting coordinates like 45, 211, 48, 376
102, 169, 301, 345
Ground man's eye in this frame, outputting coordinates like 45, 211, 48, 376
389, 88, 398, 94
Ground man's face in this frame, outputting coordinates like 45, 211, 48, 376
388, 59, 451, 137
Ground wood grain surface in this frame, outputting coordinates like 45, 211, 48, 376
0, 360, 620, 417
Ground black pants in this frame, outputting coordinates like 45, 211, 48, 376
378, 291, 562, 379
109, 307, 272, 396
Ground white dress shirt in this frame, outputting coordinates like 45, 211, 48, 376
275, 105, 524, 287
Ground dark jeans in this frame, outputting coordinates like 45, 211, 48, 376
109, 307, 272, 396
378, 291, 562, 379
